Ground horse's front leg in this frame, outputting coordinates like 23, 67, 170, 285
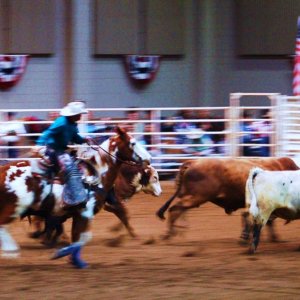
29, 216, 45, 239
104, 202, 136, 238
42, 215, 68, 248
52, 213, 92, 269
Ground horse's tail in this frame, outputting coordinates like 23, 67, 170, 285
246, 167, 263, 219
156, 161, 191, 220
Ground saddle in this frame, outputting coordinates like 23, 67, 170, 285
34, 148, 102, 210
34, 158, 64, 184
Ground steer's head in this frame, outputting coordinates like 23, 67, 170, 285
140, 164, 162, 196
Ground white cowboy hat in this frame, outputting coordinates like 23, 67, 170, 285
60, 101, 88, 116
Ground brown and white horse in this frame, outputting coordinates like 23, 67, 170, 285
34, 160, 162, 245
0, 126, 150, 268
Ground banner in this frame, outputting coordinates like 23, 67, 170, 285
125, 55, 160, 84
293, 17, 300, 96
0, 55, 29, 90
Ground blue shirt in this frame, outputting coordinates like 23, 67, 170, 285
36, 116, 85, 153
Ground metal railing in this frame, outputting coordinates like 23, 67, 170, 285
0, 93, 298, 173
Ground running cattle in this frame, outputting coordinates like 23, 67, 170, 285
114, 162, 161, 199
104, 162, 161, 237
156, 157, 299, 239
246, 167, 300, 253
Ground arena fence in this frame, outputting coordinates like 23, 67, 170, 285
0, 93, 299, 173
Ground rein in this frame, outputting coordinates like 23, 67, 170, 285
87, 137, 142, 166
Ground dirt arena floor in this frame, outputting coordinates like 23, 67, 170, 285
1, 180, 300, 299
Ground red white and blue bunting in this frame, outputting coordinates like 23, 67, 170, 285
125, 55, 160, 84
0, 55, 29, 90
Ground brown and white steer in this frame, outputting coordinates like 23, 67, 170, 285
246, 167, 300, 253
156, 157, 299, 240
103, 162, 161, 237
114, 162, 161, 199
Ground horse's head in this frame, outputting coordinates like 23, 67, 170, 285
110, 126, 152, 164
75, 127, 152, 184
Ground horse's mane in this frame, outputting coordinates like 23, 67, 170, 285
77, 158, 99, 179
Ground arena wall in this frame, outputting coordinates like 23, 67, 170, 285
0, 0, 296, 109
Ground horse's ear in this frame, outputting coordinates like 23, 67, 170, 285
142, 160, 150, 167
115, 126, 127, 136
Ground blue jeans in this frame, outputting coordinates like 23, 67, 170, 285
58, 153, 87, 206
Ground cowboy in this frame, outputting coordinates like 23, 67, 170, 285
36, 101, 92, 208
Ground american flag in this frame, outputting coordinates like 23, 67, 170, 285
293, 17, 300, 95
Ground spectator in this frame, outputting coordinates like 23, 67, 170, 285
185, 121, 214, 156
142, 110, 153, 145
125, 108, 146, 144
23, 115, 49, 144
0, 112, 27, 158
161, 116, 176, 133
241, 109, 271, 157
174, 109, 197, 144
48, 111, 60, 121
241, 110, 256, 156
251, 109, 272, 156
206, 111, 226, 155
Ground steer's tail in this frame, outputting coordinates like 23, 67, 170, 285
156, 187, 180, 220
246, 167, 263, 219
156, 161, 191, 220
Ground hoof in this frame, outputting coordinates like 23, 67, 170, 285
161, 233, 171, 240
248, 244, 256, 255
156, 211, 166, 220
29, 231, 44, 239
240, 233, 250, 241
130, 234, 138, 239
270, 236, 279, 243
109, 223, 123, 233
128, 231, 137, 239
41, 240, 56, 249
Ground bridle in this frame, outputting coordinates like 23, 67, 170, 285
85, 137, 143, 166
